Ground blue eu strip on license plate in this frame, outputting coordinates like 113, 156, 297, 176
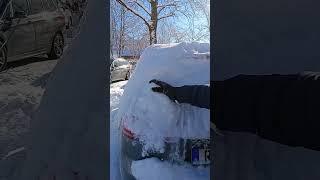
192, 148, 199, 161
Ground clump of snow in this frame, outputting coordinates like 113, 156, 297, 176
117, 42, 210, 153
131, 158, 209, 180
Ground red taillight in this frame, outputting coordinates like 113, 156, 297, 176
122, 126, 135, 139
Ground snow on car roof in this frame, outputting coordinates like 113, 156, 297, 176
117, 42, 210, 153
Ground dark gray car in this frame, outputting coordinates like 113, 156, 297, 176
0, 0, 66, 71
110, 58, 131, 82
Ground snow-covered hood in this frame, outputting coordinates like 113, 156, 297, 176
117, 42, 210, 152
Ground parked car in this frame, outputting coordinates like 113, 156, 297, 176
0, 0, 66, 71
118, 43, 210, 180
110, 58, 131, 82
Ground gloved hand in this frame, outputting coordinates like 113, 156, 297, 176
149, 79, 176, 101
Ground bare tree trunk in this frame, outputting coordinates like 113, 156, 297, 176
149, 0, 158, 45
148, 26, 157, 45
116, 0, 176, 45
118, 7, 126, 56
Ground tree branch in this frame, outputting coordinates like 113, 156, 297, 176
158, 13, 175, 20
116, 0, 150, 27
157, 6, 166, 14
157, 3, 177, 8
157, 2, 178, 15
134, 0, 151, 16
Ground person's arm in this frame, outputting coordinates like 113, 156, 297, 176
175, 85, 210, 109
149, 79, 210, 109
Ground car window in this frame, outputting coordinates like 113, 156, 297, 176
30, 0, 44, 14
43, 0, 57, 11
117, 60, 129, 67
122, 61, 129, 66
113, 60, 121, 67
0, 2, 12, 19
12, 0, 28, 15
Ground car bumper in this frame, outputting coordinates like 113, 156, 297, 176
120, 133, 210, 180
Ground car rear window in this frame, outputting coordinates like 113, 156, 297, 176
114, 60, 128, 67
121, 61, 129, 66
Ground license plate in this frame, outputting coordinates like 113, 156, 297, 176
191, 140, 210, 165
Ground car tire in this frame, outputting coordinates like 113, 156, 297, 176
125, 71, 130, 80
0, 42, 7, 72
68, 17, 73, 28
48, 32, 64, 60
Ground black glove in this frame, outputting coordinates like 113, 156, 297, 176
149, 79, 176, 101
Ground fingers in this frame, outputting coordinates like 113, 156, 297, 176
149, 79, 160, 85
149, 79, 169, 87
151, 87, 163, 93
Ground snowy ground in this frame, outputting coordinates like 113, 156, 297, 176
0, 11, 85, 159
0, 59, 58, 158
0, 10, 85, 159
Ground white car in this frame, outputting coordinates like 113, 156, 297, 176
110, 58, 131, 82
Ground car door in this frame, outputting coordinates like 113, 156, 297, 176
119, 60, 129, 79
36, 0, 62, 51
111, 60, 122, 81
119, 60, 128, 78
6, 0, 36, 59
28, 0, 47, 52
122, 60, 130, 77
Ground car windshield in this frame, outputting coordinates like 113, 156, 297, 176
114, 59, 128, 67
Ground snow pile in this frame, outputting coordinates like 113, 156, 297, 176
131, 158, 209, 180
117, 42, 210, 153
110, 81, 127, 180
0, 60, 57, 157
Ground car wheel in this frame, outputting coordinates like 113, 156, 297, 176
125, 71, 130, 80
0, 42, 7, 72
69, 17, 73, 27
48, 32, 64, 60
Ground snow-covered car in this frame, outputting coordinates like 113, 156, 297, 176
110, 58, 131, 82
117, 42, 210, 180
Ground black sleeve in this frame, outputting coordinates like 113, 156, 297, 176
175, 85, 210, 109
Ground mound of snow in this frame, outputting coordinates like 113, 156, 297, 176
117, 42, 210, 153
